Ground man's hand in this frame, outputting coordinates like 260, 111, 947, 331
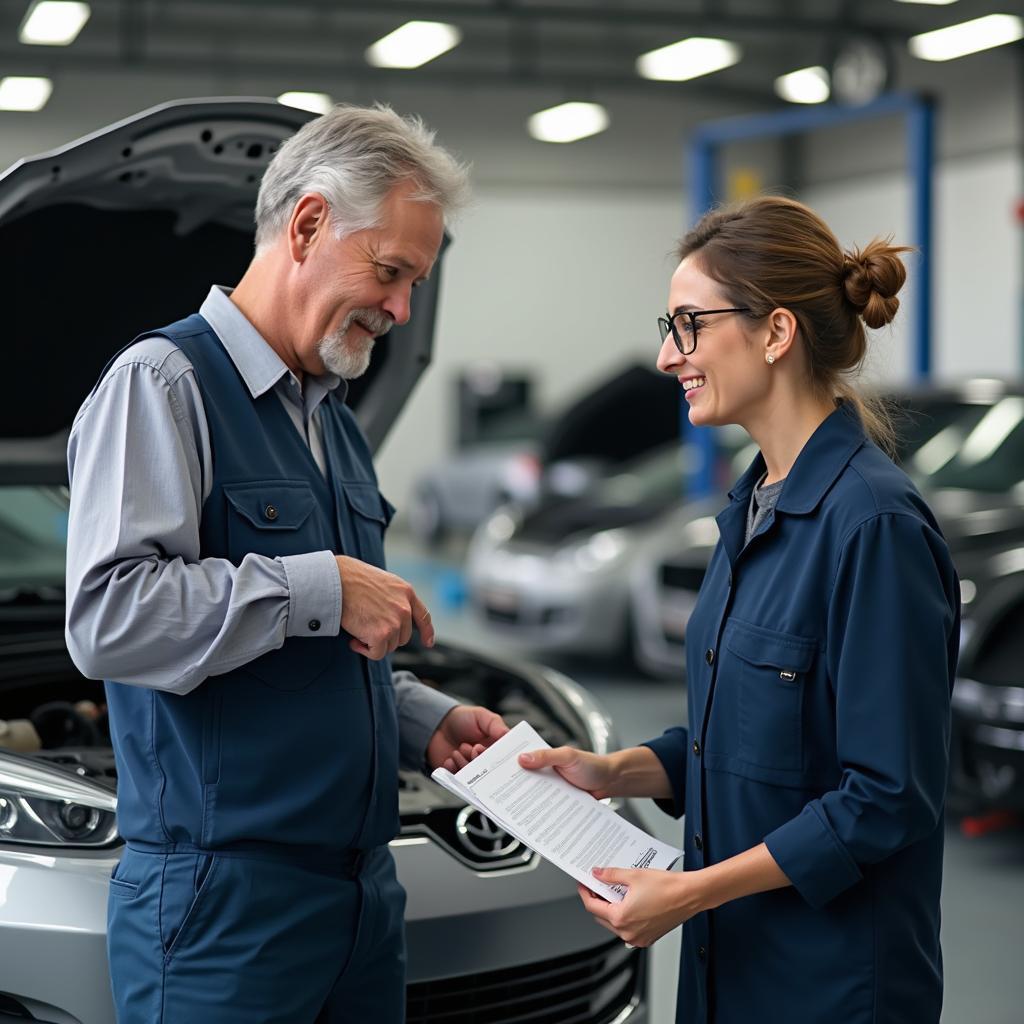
427, 705, 510, 772
336, 556, 434, 659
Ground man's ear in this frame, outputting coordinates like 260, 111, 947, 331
764, 307, 799, 364
286, 193, 330, 264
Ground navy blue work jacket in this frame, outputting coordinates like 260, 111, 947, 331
645, 404, 960, 1024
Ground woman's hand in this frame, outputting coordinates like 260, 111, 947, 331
518, 746, 617, 799
580, 845, 792, 947
580, 867, 706, 948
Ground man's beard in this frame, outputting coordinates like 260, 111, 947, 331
316, 307, 394, 379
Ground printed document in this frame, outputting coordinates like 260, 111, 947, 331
431, 720, 681, 902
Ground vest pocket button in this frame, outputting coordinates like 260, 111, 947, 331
264, 504, 278, 521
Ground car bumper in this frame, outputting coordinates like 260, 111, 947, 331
468, 555, 629, 656
0, 835, 649, 1024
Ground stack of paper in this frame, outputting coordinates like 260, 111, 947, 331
431, 720, 681, 902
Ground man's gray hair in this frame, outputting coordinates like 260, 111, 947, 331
254, 103, 470, 253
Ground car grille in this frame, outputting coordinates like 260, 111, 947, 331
484, 604, 522, 624
406, 939, 641, 1024
658, 564, 705, 592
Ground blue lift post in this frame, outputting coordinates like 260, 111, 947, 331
683, 92, 936, 498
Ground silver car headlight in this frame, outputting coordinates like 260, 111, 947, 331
556, 528, 629, 574
0, 752, 118, 848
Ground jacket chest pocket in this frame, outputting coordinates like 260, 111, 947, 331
342, 483, 395, 569
724, 622, 818, 773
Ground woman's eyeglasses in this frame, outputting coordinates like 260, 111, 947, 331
657, 308, 751, 355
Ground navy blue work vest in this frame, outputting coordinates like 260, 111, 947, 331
101, 314, 399, 853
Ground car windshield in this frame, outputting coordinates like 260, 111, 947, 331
0, 485, 68, 600
903, 396, 1024, 493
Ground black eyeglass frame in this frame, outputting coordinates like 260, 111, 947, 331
657, 307, 752, 355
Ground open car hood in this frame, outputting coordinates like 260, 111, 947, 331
0, 97, 443, 483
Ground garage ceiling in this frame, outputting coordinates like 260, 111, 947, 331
0, 0, 1017, 107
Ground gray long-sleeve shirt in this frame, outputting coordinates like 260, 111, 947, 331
65, 285, 456, 769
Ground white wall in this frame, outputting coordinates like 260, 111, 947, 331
376, 185, 684, 507
804, 150, 1021, 388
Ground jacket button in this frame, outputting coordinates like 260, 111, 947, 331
698, 945, 707, 961
692, 740, 701, 756
694, 833, 703, 850
704, 648, 715, 666
264, 504, 279, 521
308, 619, 321, 632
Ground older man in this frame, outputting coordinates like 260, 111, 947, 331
65, 105, 505, 1023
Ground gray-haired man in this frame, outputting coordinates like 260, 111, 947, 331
65, 104, 506, 1023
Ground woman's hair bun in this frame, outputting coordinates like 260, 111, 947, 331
841, 239, 911, 329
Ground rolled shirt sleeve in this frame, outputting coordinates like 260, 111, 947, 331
642, 725, 689, 819
65, 342, 342, 695
764, 512, 959, 909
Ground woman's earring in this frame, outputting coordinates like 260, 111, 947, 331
766, 353, 776, 364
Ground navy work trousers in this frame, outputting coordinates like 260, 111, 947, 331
107, 845, 405, 1023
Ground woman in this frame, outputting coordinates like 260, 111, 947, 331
520, 196, 960, 1023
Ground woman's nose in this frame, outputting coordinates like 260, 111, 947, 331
656, 335, 683, 375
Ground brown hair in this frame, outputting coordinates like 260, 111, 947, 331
676, 195, 910, 455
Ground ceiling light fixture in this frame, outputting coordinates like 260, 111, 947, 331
277, 91, 333, 115
894, 1, 959, 6
527, 102, 610, 144
636, 37, 741, 82
366, 21, 462, 69
909, 13, 1023, 61
0, 76, 53, 111
18, 1, 90, 46
774, 66, 830, 104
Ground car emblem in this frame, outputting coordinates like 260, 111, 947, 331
455, 806, 522, 859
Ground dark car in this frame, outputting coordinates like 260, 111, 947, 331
0, 99, 650, 1024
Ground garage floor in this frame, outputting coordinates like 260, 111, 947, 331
390, 540, 1024, 1024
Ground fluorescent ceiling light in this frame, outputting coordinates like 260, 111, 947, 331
894, 1, 959, 6
366, 21, 462, 69
0, 76, 53, 111
636, 37, 740, 82
527, 101, 609, 144
774, 66, 830, 104
19, 1, 90, 46
277, 91, 333, 115
909, 14, 1023, 61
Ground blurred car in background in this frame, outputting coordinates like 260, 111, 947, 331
466, 427, 751, 663
0, 99, 650, 1024
408, 364, 688, 546
407, 433, 544, 546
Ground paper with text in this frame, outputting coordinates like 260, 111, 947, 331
431, 720, 681, 902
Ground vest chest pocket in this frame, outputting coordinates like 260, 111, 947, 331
342, 483, 395, 569
223, 480, 327, 561
222, 480, 332, 691
724, 622, 818, 773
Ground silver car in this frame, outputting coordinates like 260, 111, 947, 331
0, 99, 650, 1024
466, 429, 751, 663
